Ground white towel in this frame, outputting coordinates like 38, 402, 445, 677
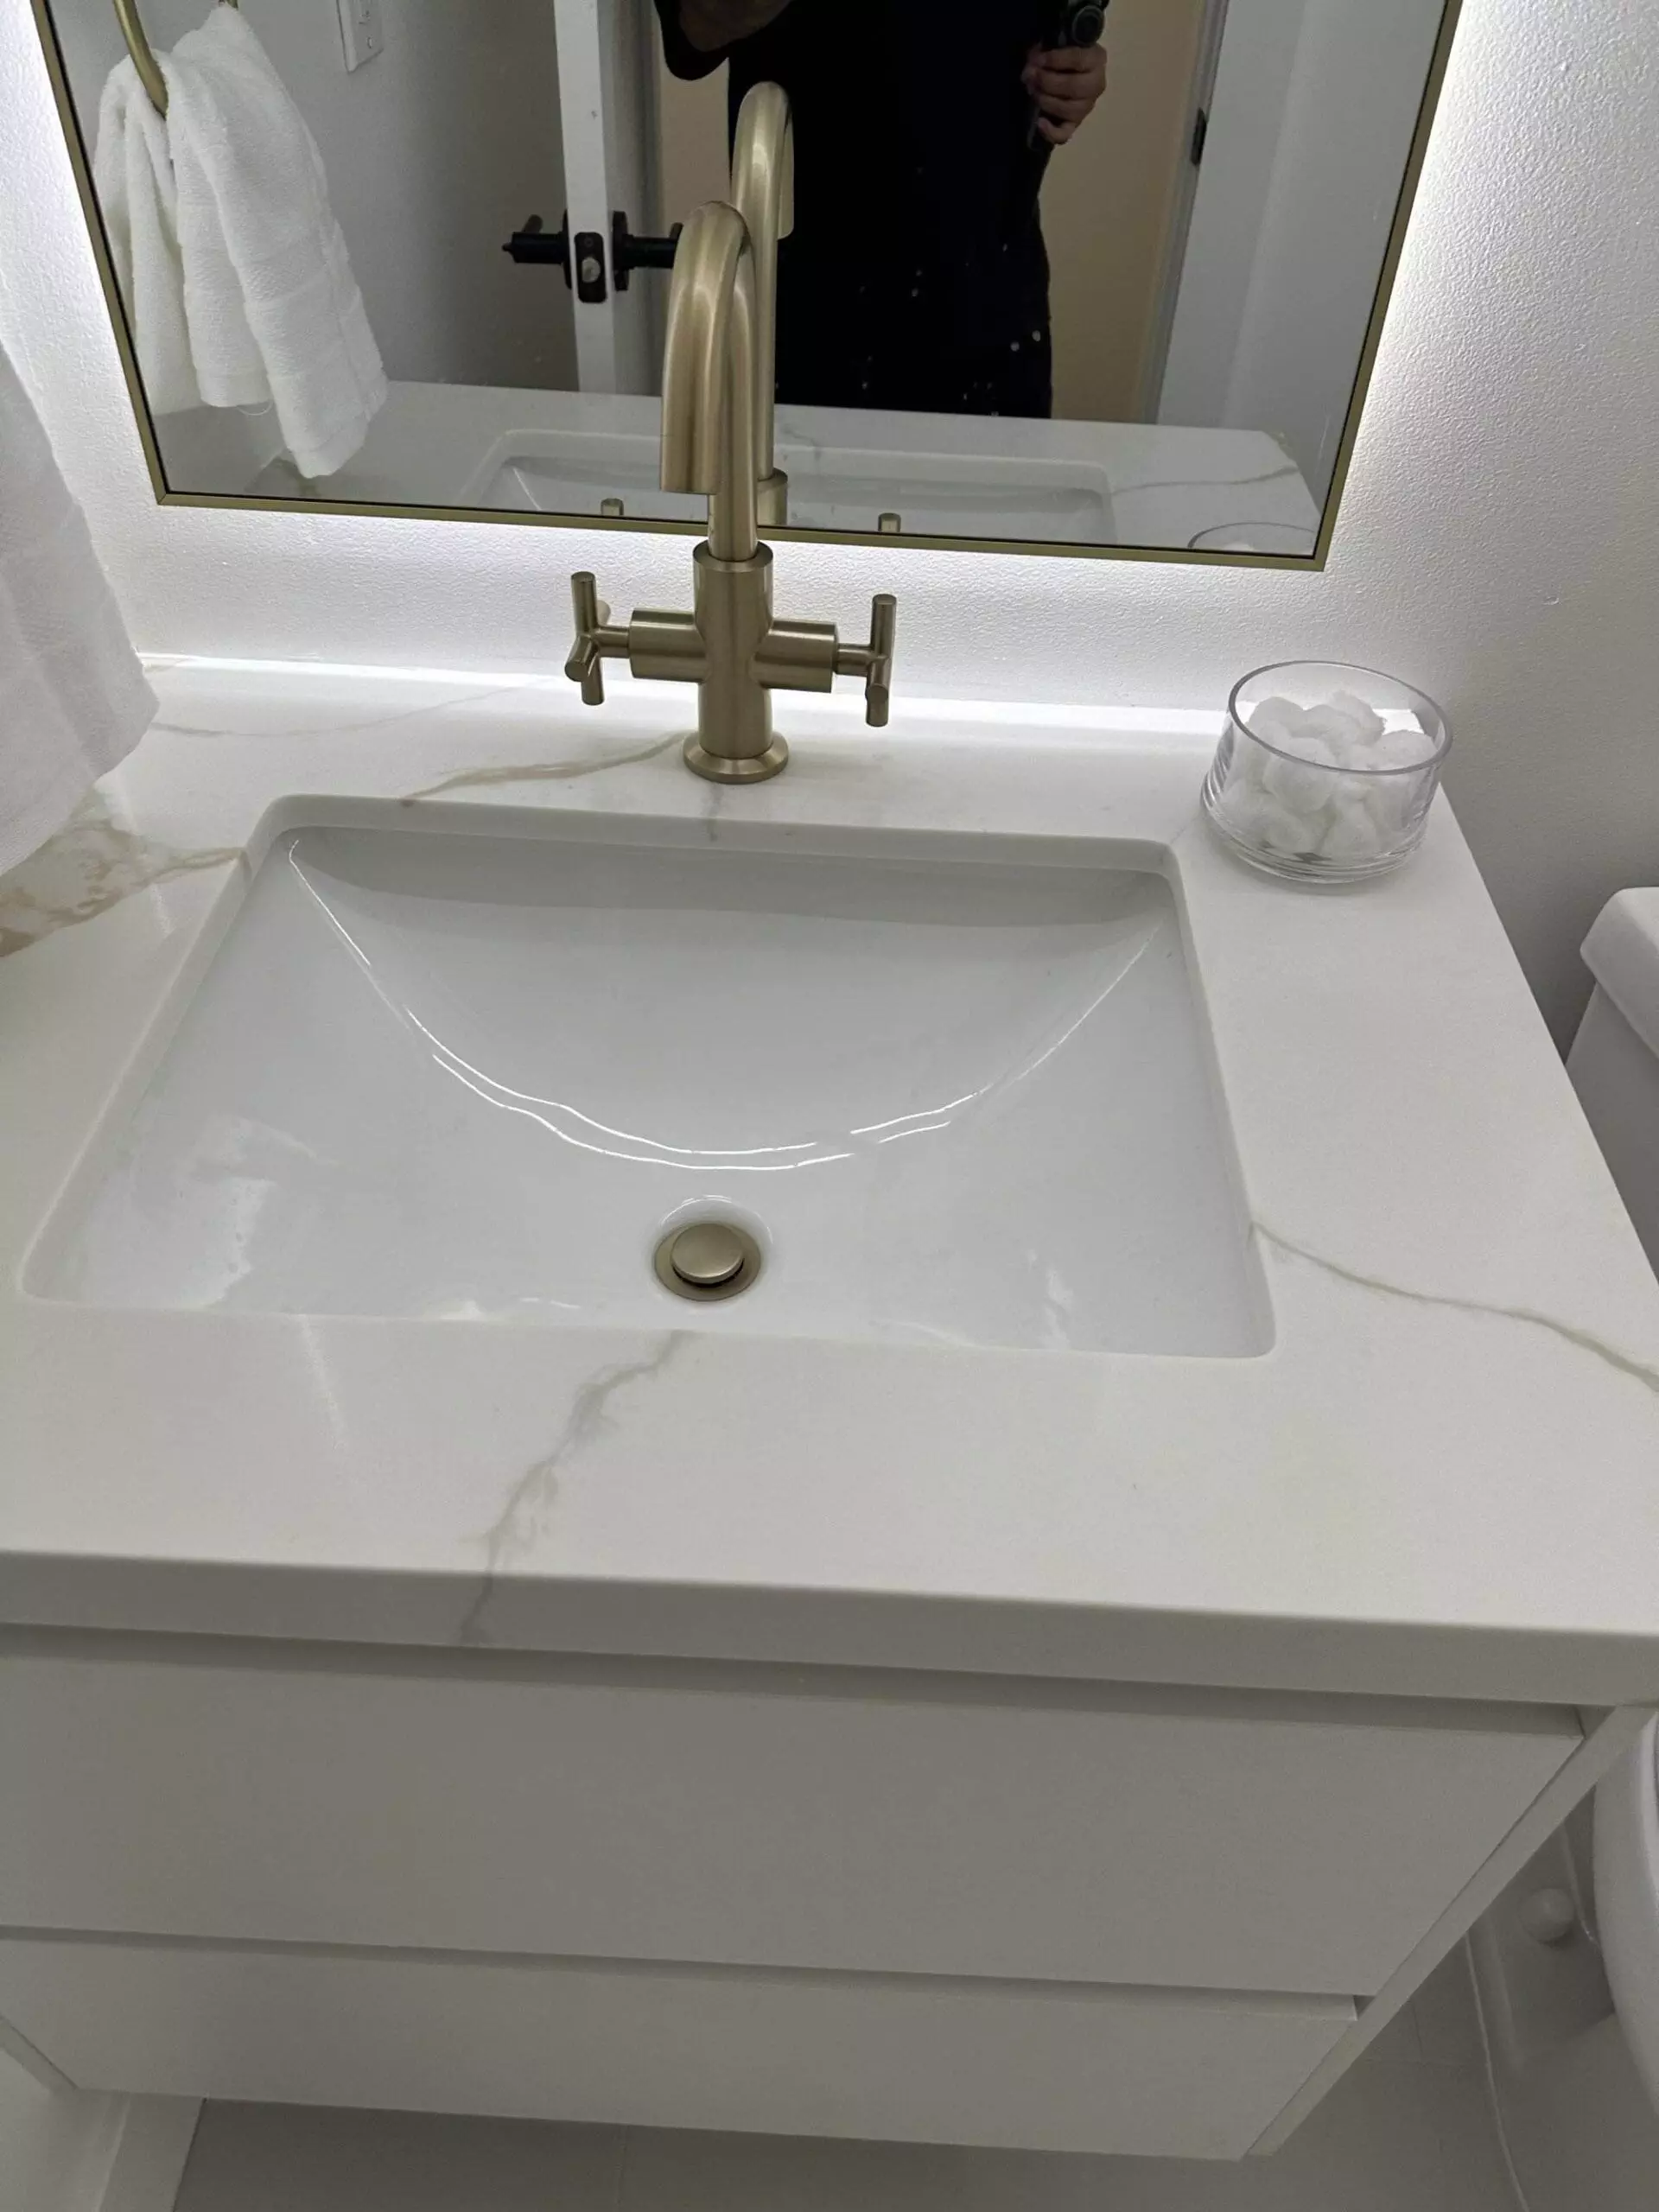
92, 64, 199, 416
0, 337, 156, 879
93, 5, 385, 479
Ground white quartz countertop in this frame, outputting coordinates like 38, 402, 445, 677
3, 660, 1658, 1705
229, 381, 1319, 552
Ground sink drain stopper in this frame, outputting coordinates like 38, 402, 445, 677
654, 1221, 763, 1302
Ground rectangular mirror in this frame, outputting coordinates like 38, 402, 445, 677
31, 0, 1460, 563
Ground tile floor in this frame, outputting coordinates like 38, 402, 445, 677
172, 1950, 1520, 2212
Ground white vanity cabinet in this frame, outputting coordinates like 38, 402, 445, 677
7, 696, 1659, 2164
0, 1634, 1595, 2158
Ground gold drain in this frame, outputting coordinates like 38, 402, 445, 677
653, 1221, 763, 1303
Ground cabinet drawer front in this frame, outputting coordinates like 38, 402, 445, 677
3, 1646, 1576, 1993
0, 1936, 1352, 2158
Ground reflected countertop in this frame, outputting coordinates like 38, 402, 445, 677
2, 660, 1656, 1704
215, 379, 1322, 554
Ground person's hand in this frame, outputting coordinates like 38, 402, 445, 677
1022, 41, 1109, 144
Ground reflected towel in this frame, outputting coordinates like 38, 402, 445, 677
94, 4, 385, 478
92, 61, 198, 415
0, 337, 155, 877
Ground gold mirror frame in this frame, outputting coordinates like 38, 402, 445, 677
27, 0, 1465, 572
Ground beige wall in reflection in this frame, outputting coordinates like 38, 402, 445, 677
653, 7, 1201, 426
655, 49, 729, 238
1044, 0, 1205, 421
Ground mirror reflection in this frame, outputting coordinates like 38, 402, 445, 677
36, 0, 1456, 553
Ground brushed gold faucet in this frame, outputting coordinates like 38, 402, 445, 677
731, 82, 792, 526
565, 200, 896, 784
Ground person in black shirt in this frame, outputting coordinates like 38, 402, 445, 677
652, 2, 1108, 419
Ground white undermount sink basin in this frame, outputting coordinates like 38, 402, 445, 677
35, 813, 1264, 1354
464, 429, 1116, 544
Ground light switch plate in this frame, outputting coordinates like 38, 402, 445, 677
336, 0, 385, 70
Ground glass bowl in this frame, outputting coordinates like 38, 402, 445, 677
1189, 522, 1318, 556
1201, 660, 1451, 885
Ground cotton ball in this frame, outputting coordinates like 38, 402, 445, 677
1224, 728, 1273, 794
1303, 700, 1408, 766
1212, 783, 1271, 837
1298, 702, 1367, 755
1358, 772, 1404, 819
1216, 784, 1317, 858
1368, 722, 1435, 771
1262, 734, 1338, 813
1317, 798, 1386, 863
1259, 801, 1325, 858
1247, 696, 1316, 747
1327, 690, 1386, 743
1358, 774, 1423, 841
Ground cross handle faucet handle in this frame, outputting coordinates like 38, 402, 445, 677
835, 594, 898, 728
565, 571, 628, 706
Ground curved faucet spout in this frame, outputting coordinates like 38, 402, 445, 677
659, 200, 760, 564
571, 171, 894, 785
730, 82, 793, 506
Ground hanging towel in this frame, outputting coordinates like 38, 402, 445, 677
92, 63, 199, 416
93, 5, 385, 479
0, 336, 155, 879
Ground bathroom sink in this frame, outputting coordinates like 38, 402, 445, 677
469, 434, 707, 526
786, 448, 1114, 543
36, 814, 1262, 1354
464, 428, 1116, 544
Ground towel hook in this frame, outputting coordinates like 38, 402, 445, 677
113, 0, 238, 117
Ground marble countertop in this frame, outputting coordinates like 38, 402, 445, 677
223, 381, 1320, 553
3, 659, 1657, 1705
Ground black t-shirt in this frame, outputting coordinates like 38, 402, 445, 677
653, 0, 1057, 417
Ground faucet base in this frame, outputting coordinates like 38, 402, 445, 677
683, 733, 790, 785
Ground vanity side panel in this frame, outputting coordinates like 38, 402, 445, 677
1251, 1702, 1650, 2152
2, 1643, 1579, 1994
0, 1937, 1352, 2161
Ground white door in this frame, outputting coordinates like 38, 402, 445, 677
554, 0, 664, 394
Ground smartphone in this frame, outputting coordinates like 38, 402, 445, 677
1041, 2, 1109, 50
1028, 2, 1109, 147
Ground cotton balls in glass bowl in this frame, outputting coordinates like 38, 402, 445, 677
1201, 661, 1451, 884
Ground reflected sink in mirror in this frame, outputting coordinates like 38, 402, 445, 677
35, 817, 1266, 1354
462, 429, 1116, 545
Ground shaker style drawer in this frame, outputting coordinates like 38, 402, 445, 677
0, 1934, 1353, 2159
2, 1641, 1577, 1995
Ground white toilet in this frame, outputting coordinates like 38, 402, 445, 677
1568, 889, 1659, 2108
1468, 895, 1659, 2212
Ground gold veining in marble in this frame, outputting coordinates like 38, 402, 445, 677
459, 1332, 688, 1646
401, 734, 682, 804
1256, 1221, 1659, 1402
0, 793, 241, 959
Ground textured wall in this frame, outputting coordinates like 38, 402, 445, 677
2, 0, 1656, 1039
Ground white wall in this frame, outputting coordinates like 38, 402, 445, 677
0, 2052, 119, 2212
1226, 0, 1447, 500
1161, 0, 1446, 503
3, 0, 1658, 1041
1160, 0, 1310, 432
48, 0, 577, 393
